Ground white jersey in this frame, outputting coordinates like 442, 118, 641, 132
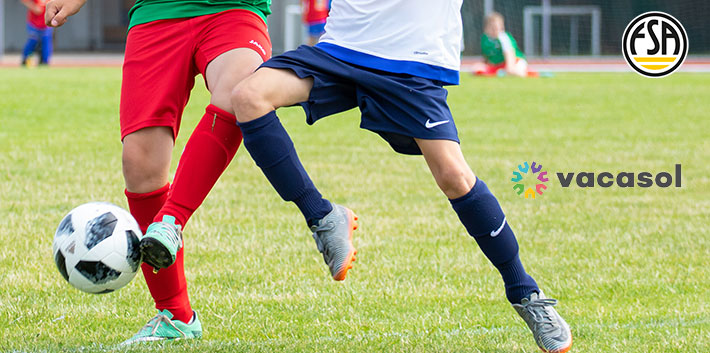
317, 0, 463, 85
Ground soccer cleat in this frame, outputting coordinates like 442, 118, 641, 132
140, 215, 183, 271
513, 291, 572, 353
310, 203, 358, 281
121, 309, 202, 345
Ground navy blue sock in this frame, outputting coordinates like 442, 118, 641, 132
449, 178, 539, 304
238, 111, 333, 226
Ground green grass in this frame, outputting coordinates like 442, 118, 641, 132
0, 68, 708, 352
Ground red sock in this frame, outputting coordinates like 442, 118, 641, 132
125, 184, 193, 323
139, 251, 192, 322
125, 184, 170, 233
155, 104, 242, 227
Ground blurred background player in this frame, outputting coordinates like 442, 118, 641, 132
45, 0, 272, 344
473, 12, 534, 77
21, 0, 53, 66
302, 0, 330, 46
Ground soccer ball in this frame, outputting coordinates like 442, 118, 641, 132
52, 202, 142, 294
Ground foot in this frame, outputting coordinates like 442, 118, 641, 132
310, 203, 358, 281
121, 309, 202, 344
513, 291, 572, 353
140, 215, 183, 271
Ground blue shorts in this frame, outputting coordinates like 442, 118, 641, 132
307, 22, 326, 37
260, 45, 459, 155
27, 23, 53, 39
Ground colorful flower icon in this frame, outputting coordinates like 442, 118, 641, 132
511, 161, 549, 199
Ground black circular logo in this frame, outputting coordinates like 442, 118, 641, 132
622, 12, 688, 77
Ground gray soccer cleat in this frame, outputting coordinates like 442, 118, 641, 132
310, 203, 358, 281
513, 291, 572, 353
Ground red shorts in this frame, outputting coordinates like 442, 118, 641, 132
476, 63, 506, 76
120, 9, 271, 140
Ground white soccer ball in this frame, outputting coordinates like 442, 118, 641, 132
52, 202, 142, 294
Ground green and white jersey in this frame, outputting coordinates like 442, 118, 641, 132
480, 32, 525, 65
128, 0, 272, 30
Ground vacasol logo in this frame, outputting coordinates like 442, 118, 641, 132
556, 164, 682, 188
512, 163, 682, 198
622, 12, 688, 77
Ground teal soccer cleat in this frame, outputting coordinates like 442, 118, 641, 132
140, 215, 183, 271
121, 309, 202, 344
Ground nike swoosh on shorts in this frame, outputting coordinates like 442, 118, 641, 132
425, 119, 450, 128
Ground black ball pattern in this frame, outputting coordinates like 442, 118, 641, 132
126, 230, 141, 272
75, 260, 122, 286
56, 214, 74, 239
84, 212, 117, 250
54, 251, 69, 281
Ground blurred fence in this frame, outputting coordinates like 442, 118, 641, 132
462, 0, 710, 56
3, 0, 709, 56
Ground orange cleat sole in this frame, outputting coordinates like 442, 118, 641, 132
540, 336, 572, 353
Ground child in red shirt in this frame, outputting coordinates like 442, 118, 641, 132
302, 0, 330, 45
21, 0, 53, 66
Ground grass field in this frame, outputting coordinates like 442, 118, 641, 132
1, 68, 708, 352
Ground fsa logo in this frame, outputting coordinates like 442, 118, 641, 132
622, 12, 688, 77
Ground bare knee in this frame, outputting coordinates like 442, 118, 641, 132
122, 128, 173, 193
210, 66, 262, 115
416, 139, 476, 199
231, 78, 275, 123
206, 48, 265, 115
209, 82, 237, 115
433, 165, 476, 199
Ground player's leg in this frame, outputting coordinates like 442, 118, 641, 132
141, 48, 265, 270
351, 64, 568, 350
152, 49, 265, 230
233, 68, 312, 121
415, 138, 538, 299
21, 24, 39, 66
39, 27, 54, 65
145, 9, 272, 271
514, 58, 539, 77
123, 132, 199, 341
123, 126, 181, 271
233, 67, 333, 226
415, 138, 571, 353
506, 57, 528, 77
122, 128, 174, 194
232, 56, 358, 280
119, 18, 200, 342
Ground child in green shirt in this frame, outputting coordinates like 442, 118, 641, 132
473, 12, 533, 77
